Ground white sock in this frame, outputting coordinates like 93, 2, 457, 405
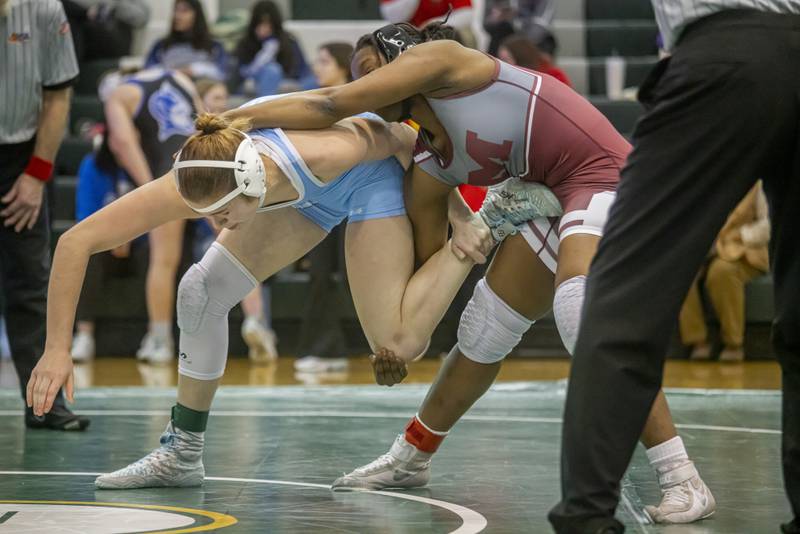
150, 322, 172, 344
647, 436, 690, 476
415, 413, 450, 436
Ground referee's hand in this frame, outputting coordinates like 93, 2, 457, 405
27, 349, 75, 417
1, 173, 44, 233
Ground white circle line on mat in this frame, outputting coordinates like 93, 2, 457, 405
0, 471, 487, 534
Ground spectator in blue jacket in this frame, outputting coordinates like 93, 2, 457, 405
232, 0, 315, 96
144, 0, 227, 81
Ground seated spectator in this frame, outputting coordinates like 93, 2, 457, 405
381, 0, 476, 48
232, 0, 315, 97
194, 78, 229, 114
679, 182, 770, 362
497, 33, 571, 87
527, 23, 559, 56
144, 0, 227, 81
62, 0, 150, 62
483, 0, 554, 55
311, 42, 352, 88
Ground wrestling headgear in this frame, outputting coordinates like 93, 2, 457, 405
173, 130, 266, 214
372, 23, 423, 62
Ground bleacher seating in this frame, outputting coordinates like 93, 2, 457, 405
74, 59, 118, 96
69, 95, 105, 134
585, 0, 655, 21
589, 97, 644, 135
746, 275, 775, 323
587, 57, 655, 97
55, 137, 92, 176
583, 0, 659, 46
291, 0, 378, 19
51, 176, 77, 221
586, 21, 658, 57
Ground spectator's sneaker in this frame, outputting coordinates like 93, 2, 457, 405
147, 339, 175, 365
689, 343, 712, 360
332, 435, 432, 491
136, 362, 174, 387
136, 333, 156, 361
294, 355, 348, 373
25, 405, 90, 431
479, 178, 563, 241
645, 461, 716, 524
70, 331, 95, 363
95, 422, 204, 489
137, 334, 174, 364
241, 317, 278, 364
294, 370, 349, 385
719, 346, 745, 362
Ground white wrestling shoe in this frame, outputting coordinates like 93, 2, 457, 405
70, 331, 95, 363
294, 355, 348, 373
479, 177, 563, 241
136, 333, 174, 364
332, 435, 432, 491
95, 422, 205, 489
241, 316, 278, 364
645, 461, 716, 524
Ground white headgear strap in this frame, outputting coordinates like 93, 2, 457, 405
173, 129, 267, 214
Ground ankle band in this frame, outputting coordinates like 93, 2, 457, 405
404, 416, 447, 453
172, 403, 209, 432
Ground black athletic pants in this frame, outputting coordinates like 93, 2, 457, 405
295, 224, 349, 359
0, 139, 66, 408
549, 10, 800, 532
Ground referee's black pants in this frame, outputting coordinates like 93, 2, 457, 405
549, 10, 800, 532
0, 139, 66, 410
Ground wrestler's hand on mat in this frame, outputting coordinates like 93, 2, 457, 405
450, 213, 493, 264
370, 348, 408, 386
27, 349, 74, 416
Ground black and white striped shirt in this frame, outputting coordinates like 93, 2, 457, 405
0, 0, 79, 144
653, 0, 800, 50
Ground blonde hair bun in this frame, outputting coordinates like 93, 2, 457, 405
194, 113, 230, 135
194, 113, 251, 136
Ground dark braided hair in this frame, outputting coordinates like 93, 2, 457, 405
354, 22, 460, 57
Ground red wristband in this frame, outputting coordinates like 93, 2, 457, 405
25, 156, 54, 182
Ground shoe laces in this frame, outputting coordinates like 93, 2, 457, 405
355, 452, 398, 475
124, 443, 175, 476
661, 483, 691, 508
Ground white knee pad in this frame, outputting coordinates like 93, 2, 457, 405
457, 278, 534, 364
553, 275, 586, 355
177, 242, 257, 380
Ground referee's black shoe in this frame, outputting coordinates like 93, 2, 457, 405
25, 406, 90, 431
782, 519, 799, 534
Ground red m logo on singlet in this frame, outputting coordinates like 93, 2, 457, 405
466, 131, 513, 185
